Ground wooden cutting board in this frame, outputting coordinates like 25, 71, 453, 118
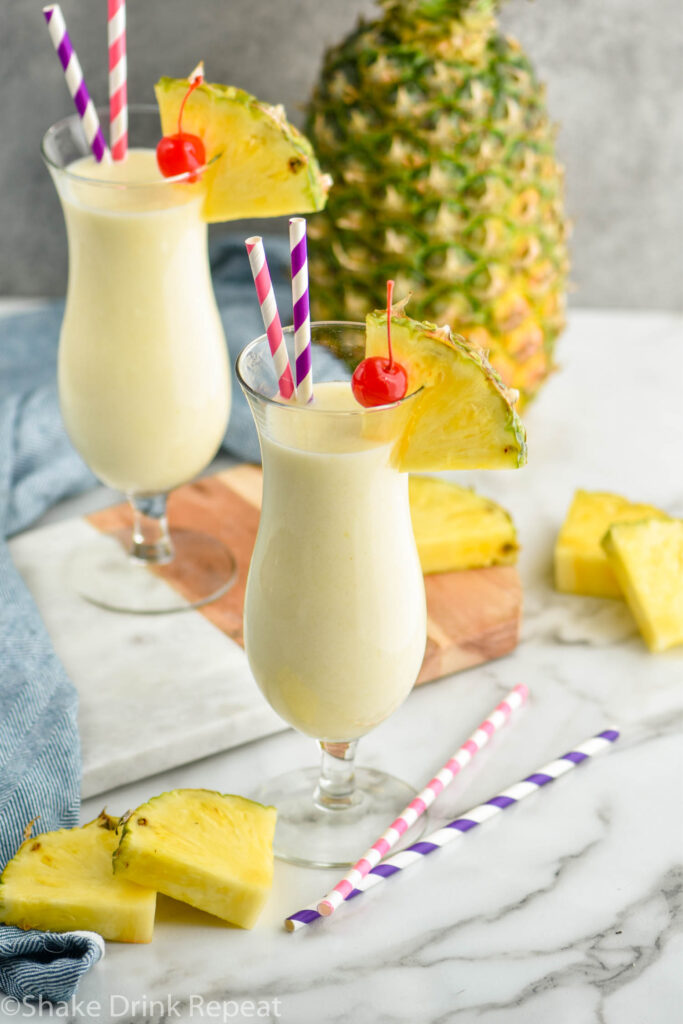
89, 465, 522, 684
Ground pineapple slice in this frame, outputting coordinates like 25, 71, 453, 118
365, 306, 526, 471
113, 789, 276, 930
155, 77, 330, 222
602, 519, 683, 652
555, 490, 668, 598
409, 475, 518, 573
0, 813, 155, 943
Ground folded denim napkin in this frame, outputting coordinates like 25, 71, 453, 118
0, 235, 346, 1000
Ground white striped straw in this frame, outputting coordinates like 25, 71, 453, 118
245, 237, 296, 401
43, 5, 109, 163
285, 727, 620, 931
289, 218, 313, 403
107, 0, 127, 161
318, 683, 529, 916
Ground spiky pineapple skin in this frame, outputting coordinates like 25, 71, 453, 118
306, 0, 569, 402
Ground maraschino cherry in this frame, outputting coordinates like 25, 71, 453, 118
156, 66, 206, 181
352, 280, 408, 407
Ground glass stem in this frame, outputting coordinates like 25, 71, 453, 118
128, 493, 174, 565
314, 740, 359, 811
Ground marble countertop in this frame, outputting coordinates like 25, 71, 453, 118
6, 309, 683, 1024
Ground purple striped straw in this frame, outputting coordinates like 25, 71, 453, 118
318, 684, 529, 917
285, 727, 620, 931
289, 218, 313, 403
43, 5, 109, 163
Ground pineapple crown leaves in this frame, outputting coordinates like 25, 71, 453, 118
378, 0, 497, 17
375, 0, 499, 34
22, 816, 40, 842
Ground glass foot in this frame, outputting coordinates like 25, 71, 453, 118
70, 528, 237, 614
253, 765, 427, 868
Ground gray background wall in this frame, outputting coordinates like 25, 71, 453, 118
1, 0, 681, 308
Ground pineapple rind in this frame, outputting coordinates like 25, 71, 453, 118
0, 813, 156, 943
113, 789, 276, 931
305, 3, 569, 403
409, 474, 518, 573
366, 307, 526, 471
602, 519, 683, 652
155, 77, 330, 222
555, 490, 668, 598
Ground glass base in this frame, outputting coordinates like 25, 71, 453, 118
253, 765, 427, 868
70, 527, 237, 614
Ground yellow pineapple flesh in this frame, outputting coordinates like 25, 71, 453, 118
409, 475, 518, 573
602, 520, 683, 652
0, 813, 156, 943
365, 304, 526, 472
155, 77, 330, 222
554, 490, 668, 598
113, 789, 276, 930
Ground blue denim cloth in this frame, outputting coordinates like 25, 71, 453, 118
0, 236, 346, 1000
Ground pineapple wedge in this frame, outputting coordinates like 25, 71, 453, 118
365, 306, 526, 471
0, 813, 156, 943
155, 77, 330, 222
113, 789, 276, 930
409, 475, 518, 574
555, 490, 668, 598
602, 519, 683, 652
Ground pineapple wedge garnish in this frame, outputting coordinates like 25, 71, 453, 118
155, 76, 330, 222
602, 519, 683, 652
365, 305, 526, 471
113, 789, 276, 930
555, 490, 668, 598
0, 812, 156, 943
409, 475, 518, 574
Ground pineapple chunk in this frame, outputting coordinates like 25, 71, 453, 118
602, 519, 683, 652
409, 475, 518, 573
155, 77, 330, 222
365, 305, 526, 471
113, 790, 276, 930
0, 813, 155, 943
555, 490, 668, 598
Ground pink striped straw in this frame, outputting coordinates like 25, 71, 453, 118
287, 725, 618, 931
245, 237, 296, 401
317, 683, 529, 917
107, 0, 127, 161
289, 218, 313, 403
43, 5, 108, 163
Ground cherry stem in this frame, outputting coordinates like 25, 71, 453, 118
386, 279, 395, 370
177, 76, 203, 135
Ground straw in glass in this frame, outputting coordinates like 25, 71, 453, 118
318, 683, 529, 916
289, 218, 313, 403
285, 727, 620, 931
43, 5, 109, 163
107, 0, 127, 161
245, 237, 296, 401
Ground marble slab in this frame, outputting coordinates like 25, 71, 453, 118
8, 517, 285, 798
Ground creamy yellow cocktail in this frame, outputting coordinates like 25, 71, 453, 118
244, 382, 426, 742
56, 149, 229, 496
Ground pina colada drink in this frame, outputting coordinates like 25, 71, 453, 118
56, 149, 229, 496
244, 381, 427, 741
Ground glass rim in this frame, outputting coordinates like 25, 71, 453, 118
236, 322, 423, 415
40, 103, 218, 187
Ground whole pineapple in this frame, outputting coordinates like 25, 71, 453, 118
306, 0, 570, 402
